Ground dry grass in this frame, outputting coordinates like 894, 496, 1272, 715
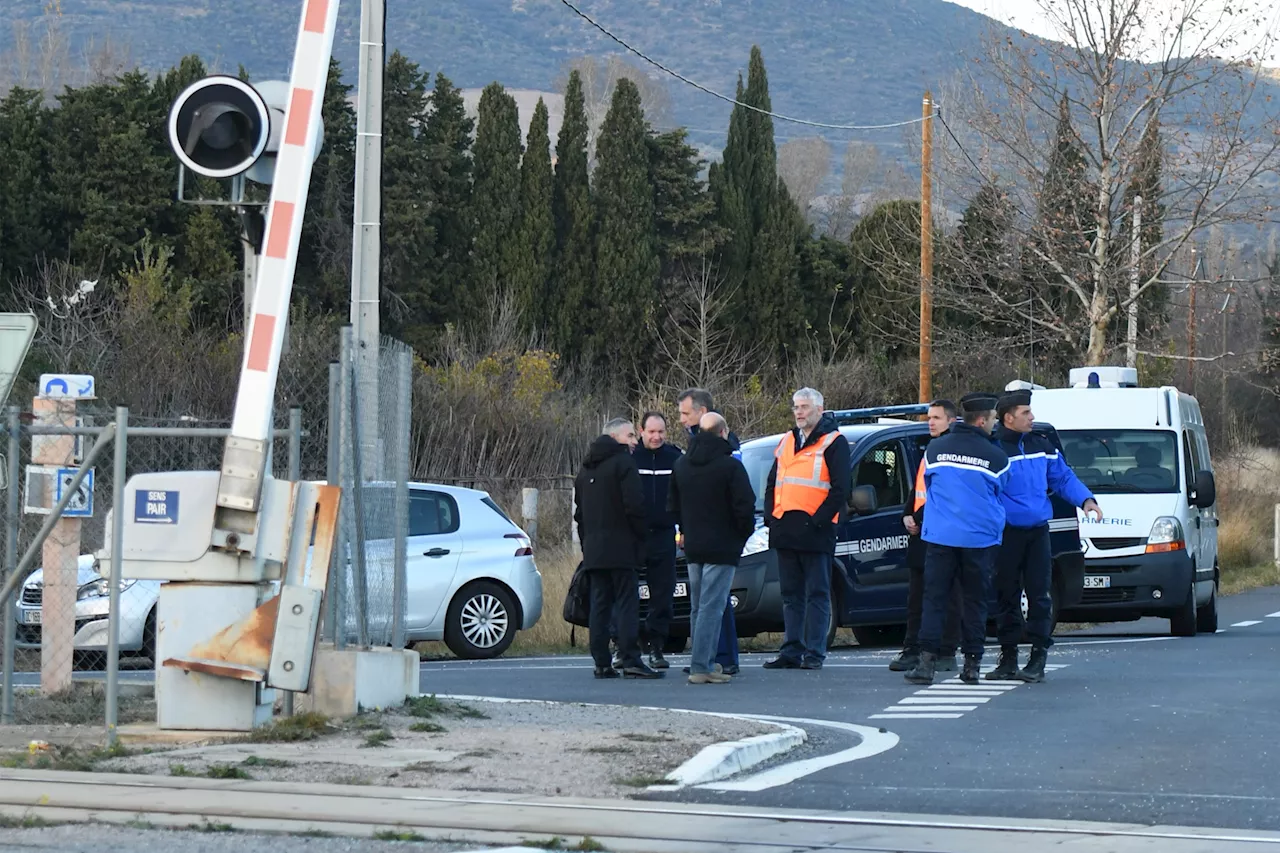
1215, 447, 1280, 584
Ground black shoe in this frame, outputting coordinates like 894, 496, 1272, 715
934, 654, 958, 673
905, 650, 937, 685
1017, 647, 1048, 683
649, 651, 670, 670
801, 659, 823, 670
985, 645, 1020, 681
960, 654, 982, 684
888, 648, 919, 672
762, 655, 803, 670
593, 666, 620, 679
721, 664, 740, 676
623, 661, 664, 679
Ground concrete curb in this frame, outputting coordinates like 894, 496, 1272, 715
436, 694, 808, 789
658, 724, 807, 789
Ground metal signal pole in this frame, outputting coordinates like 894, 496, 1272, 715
919, 91, 934, 404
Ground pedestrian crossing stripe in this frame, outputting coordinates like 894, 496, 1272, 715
869, 664, 1068, 720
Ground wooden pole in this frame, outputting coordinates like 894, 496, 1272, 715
919, 91, 934, 404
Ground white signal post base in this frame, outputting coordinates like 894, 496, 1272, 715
296, 645, 420, 719
101, 472, 340, 732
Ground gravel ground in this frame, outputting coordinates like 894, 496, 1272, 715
0, 824, 485, 853
90, 696, 778, 799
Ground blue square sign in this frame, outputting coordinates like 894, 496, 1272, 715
135, 489, 179, 525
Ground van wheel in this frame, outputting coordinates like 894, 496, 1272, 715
1170, 580, 1198, 637
1196, 573, 1219, 634
444, 581, 517, 659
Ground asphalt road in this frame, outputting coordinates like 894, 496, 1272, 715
418, 585, 1280, 833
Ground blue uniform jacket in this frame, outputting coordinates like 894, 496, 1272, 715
921, 422, 1011, 549
992, 426, 1094, 529
632, 442, 683, 531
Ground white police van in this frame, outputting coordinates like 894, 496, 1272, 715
1018, 366, 1219, 636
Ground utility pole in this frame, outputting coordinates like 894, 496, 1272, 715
919, 90, 934, 404
1126, 196, 1142, 370
350, 0, 385, 476
1188, 248, 1199, 393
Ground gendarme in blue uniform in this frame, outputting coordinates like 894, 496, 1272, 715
922, 423, 1011, 548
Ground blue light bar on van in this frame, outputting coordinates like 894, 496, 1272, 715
828, 404, 929, 424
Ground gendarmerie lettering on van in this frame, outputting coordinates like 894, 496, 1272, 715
1004, 366, 1220, 636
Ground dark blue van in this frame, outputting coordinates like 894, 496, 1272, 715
641, 405, 1086, 651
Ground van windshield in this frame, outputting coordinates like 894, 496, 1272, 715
741, 443, 778, 513
1057, 429, 1180, 494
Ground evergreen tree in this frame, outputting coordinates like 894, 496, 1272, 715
298, 58, 357, 315
955, 181, 1018, 336
1124, 117, 1167, 336
710, 75, 753, 281
549, 70, 593, 362
748, 182, 807, 362
467, 82, 523, 332
0, 87, 53, 283
176, 206, 239, 325
592, 78, 659, 380
647, 127, 727, 280
513, 98, 555, 337
379, 51, 436, 345
420, 73, 474, 333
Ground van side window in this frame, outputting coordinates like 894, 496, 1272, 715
853, 441, 908, 510
1182, 433, 1200, 496
409, 491, 460, 536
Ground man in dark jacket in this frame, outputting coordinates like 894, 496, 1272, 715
762, 387, 851, 671
573, 418, 662, 680
668, 412, 756, 684
986, 388, 1101, 683
631, 411, 683, 669
891, 399, 964, 674
678, 388, 742, 674
906, 393, 1010, 686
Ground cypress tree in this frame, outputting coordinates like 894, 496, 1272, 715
467, 82, 523, 332
1125, 117, 1167, 336
711, 75, 753, 282
592, 78, 659, 381
513, 98, 555, 337
648, 127, 727, 280
0, 87, 53, 282
550, 70, 593, 362
298, 58, 356, 315
421, 73, 474, 333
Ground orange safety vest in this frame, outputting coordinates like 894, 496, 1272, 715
913, 458, 927, 512
772, 430, 840, 523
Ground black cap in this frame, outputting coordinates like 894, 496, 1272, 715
960, 392, 999, 413
997, 389, 1032, 414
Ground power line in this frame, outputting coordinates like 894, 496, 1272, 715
556, 0, 931, 132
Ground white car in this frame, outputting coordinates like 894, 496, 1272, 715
16, 483, 542, 664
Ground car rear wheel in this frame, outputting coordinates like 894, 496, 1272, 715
445, 581, 517, 659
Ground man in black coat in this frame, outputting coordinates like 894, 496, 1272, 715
667, 412, 756, 684
631, 411, 684, 669
573, 418, 662, 679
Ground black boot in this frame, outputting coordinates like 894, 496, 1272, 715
1017, 646, 1048, 683
888, 647, 919, 672
960, 654, 982, 684
984, 645, 1020, 681
649, 650, 670, 670
934, 652, 959, 673
904, 650, 937, 685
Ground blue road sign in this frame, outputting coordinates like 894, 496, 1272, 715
135, 489, 180, 525
54, 467, 94, 518
39, 374, 95, 400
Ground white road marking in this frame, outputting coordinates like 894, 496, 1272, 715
870, 712, 965, 719
1231, 620, 1263, 627
883, 704, 979, 712
1267, 611, 1280, 618
899, 696, 991, 705
694, 715, 899, 792
1050, 636, 1179, 646
925, 684, 1016, 691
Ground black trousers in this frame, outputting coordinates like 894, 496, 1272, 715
994, 523, 1055, 649
590, 567, 641, 669
919, 543, 998, 658
905, 565, 963, 656
641, 528, 677, 649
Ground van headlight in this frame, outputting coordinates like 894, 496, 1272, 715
742, 526, 770, 557
1145, 517, 1185, 554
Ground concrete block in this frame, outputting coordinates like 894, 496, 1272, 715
295, 645, 419, 718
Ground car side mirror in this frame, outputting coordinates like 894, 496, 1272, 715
1192, 470, 1216, 509
850, 484, 879, 516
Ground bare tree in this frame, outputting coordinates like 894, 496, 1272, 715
944, 0, 1280, 366
555, 55, 672, 165
818, 142, 883, 238
1, 3, 132, 96
778, 137, 831, 217
656, 257, 762, 395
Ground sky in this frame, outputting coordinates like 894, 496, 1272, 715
943, 0, 1280, 66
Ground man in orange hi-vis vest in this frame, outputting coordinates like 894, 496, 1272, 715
762, 388, 851, 670
890, 399, 964, 674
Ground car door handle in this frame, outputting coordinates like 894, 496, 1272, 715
424, 548, 451, 558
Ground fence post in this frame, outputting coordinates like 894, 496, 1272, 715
391, 348, 412, 651
2, 406, 20, 724
284, 407, 302, 716
325, 360, 341, 646
345, 332, 370, 649
105, 407, 127, 746
522, 488, 539, 545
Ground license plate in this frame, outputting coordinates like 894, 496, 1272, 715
638, 584, 650, 600
674, 583, 687, 598
20, 609, 41, 625
1084, 575, 1111, 589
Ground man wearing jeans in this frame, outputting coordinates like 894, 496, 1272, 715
668, 412, 756, 684
762, 388, 851, 671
